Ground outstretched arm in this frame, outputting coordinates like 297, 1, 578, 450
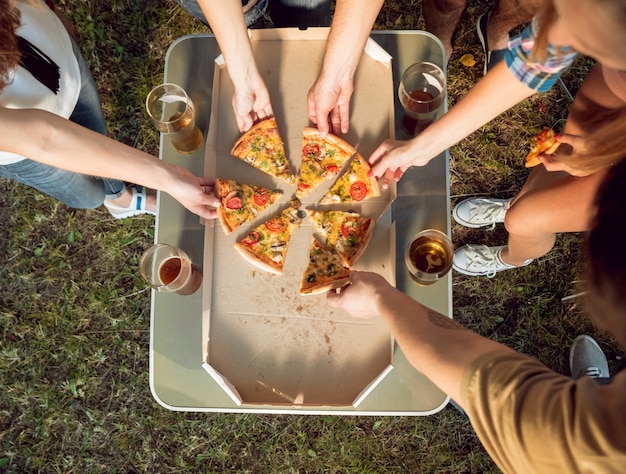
327, 271, 515, 404
196, 0, 272, 132
0, 107, 220, 219
369, 60, 536, 189
307, 0, 385, 136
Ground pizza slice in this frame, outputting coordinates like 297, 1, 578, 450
300, 236, 351, 295
526, 127, 560, 168
230, 117, 295, 183
234, 199, 303, 275
307, 209, 376, 267
214, 179, 283, 234
318, 153, 381, 204
295, 128, 356, 198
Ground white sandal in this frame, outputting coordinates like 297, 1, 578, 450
104, 185, 156, 219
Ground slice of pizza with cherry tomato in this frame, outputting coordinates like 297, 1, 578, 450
526, 127, 560, 168
307, 209, 375, 267
318, 153, 381, 204
234, 199, 304, 275
296, 128, 356, 198
215, 179, 283, 234
300, 236, 351, 295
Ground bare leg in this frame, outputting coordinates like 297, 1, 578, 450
423, 0, 467, 63
487, 0, 542, 50
501, 64, 625, 266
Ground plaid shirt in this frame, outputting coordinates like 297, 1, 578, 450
505, 18, 578, 93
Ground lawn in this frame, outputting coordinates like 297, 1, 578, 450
0, 0, 619, 472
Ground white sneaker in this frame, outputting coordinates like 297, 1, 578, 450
569, 335, 610, 380
453, 197, 512, 229
453, 244, 533, 277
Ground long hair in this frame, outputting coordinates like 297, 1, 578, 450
0, 0, 22, 94
531, 0, 626, 174
584, 157, 626, 347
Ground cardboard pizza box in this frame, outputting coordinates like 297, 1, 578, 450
202, 28, 396, 407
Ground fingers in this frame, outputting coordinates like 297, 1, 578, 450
326, 288, 340, 307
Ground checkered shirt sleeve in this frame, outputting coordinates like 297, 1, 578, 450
504, 18, 578, 93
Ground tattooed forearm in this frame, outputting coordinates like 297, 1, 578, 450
427, 310, 465, 330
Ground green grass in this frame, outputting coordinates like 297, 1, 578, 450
0, 0, 619, 472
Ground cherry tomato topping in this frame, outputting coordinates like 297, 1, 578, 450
241, 231, 260, 245
324, 165, 339, 175
303, 143, 320, 158
297, 181, 311, 191
253, 189, 269, 206
226, 196, 243, 210
349, 181, 368, 201
340, 219, 360, 239
265, 217, 288, 233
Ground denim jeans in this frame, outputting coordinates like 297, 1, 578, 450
0, 41, 125, 209
174, 0, 269, 27
174, 0, 331, 28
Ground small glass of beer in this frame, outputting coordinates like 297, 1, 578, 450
398, 62, 446, 136
405, 229, 453, 286
146, 83, 203, 155
139, 243, 202, 295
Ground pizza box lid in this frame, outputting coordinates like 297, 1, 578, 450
201, 28, 397, 407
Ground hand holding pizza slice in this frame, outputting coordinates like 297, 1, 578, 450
525, 127, 560, 168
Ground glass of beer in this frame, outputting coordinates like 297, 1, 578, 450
398, 62, 446, 136
139, 243, 202, 295
146, 83, 203, 154
404, 229, 453, 286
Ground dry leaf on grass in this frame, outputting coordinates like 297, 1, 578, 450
459, 53, 476, 67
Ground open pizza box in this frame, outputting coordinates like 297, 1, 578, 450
201, 28, 397, 407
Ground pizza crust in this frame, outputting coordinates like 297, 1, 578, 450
234, 243, 283, 275
343, 218, 376, 267
302, 127, 357, 158
300, 276, 350, 295
214, 180, 237, 234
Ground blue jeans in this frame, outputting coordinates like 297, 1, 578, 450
174, 0, 331, 28
0, 41, 125, 209
174, 0, 269, 27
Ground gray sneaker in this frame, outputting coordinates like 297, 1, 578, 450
570, 335, 610, 380
453, 197, 512, 229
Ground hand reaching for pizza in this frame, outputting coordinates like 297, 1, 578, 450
326, 271, 390, 319
307, 70, 354, 136
368, 138, 426, 190
231, 69, 274, 133
163, 164, 221, 220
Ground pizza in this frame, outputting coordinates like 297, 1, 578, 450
230, 117, 295, 183
234, 199, 303, 275
300, 237, 351, 295
214, 179, 283, 234
307, 209, 375, 267
526, 127, 560, 168
296, 128, 356, 198
318, 153, 381, 204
